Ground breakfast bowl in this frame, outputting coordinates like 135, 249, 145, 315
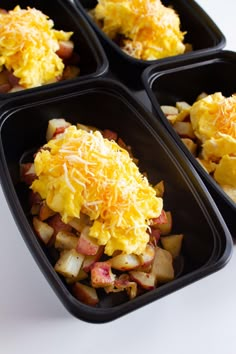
73, 0, 225, 89
0, 0, 108, 98
142, 50, 236, 239
0, 78, 232, 323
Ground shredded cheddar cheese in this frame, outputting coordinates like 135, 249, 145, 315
31, 126, 163, 255
91, 0, 186, 60
0, 6, 73, 88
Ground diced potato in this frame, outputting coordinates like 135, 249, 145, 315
151, 247, 174, 284
76, 226, 99, 256
20, 163, 36, 185
166, 114, 178, 125
47, 214, 72, 236
161, 234, 184, 258
175, 110, 190, 122
72, 282, 99, 307
68, 213, 90, 232
39, 202, 56, 221
155, 211, 172, 235
196, 92, 208, 101
65, 269, 88, 284
33, 217, 54, 245
82, 246, 104, 272
56, 40, 74, 59
54, 230, 78, 250
181, 138, 197, 156
54, 249, 84, 278
129, 271, 155, 290
196, 158, 217, 174
160, 105, 178, 116
176, 101, 191, 111
109, 254, 140, 271
46, 118, 71, 142
138, 244, 155, 266
151, 210, 168, 228
109, 275, 138, 300
91, 262, 115, 288
173, 121, 196, 139
153, 180, 165, 197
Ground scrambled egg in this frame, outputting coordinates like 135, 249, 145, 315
190, 92, 236, 202
31, 126, 163, 255
91, 0, 187, 60
0, 6, 73, 88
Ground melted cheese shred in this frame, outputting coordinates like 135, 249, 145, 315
0, 6, 73, 88
31, 126, 163, 255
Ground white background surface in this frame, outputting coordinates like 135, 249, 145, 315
1, 1, 236, 353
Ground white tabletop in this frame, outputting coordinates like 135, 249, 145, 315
1, 1, 236, 353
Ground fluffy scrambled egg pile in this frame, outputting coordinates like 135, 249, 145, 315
0, 6, 73, 88
91, 0, 187, 60
31, 126, 163, 255
190, 92, 236, 202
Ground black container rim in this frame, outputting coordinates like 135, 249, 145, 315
0, 77, 233, 323
141, 49, 236, 217
73, 0, 226, 68
0, 0, 109, 102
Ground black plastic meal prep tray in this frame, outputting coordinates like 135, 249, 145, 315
0, 78, 232, 323
0, 0, 108, 99
142, 50, 236, 239
73, 0, 226, 89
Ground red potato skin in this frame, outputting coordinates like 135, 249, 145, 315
47, 214, 73, 237
63, 52, 80, 66
91, 262, 115, 288
149, 228, 161, 247
20, 163, 37, 185
76, 234, 99, 256
82, 246, 104, 272
72, 283, 99, 307
151, 210, 167, 226
56, 40, 74, 60
7, 71, 20, 87
28, 191, 42, 208
53, 126, 68, 138
0, 83, 11, 93
102, 129, 118, 141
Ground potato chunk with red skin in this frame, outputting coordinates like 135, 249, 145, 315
109, 253, 140, 271
47, 214, 73, 237
76, 226, 100, 256
129, 271, 155, 290
33, 217, 54, 245
72, 282, 99, 307
20, 163, 37, 185
56, 40, 74, 60
91, 262, 115, 288
82, 246, 104, 272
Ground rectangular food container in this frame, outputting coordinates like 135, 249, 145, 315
0, 0, 108, 98
142, 50, 236, 239
73, 0, 225, 89
0, 78, 232, 323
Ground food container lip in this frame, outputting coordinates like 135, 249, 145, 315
142, 49, 236, 216
0, 0, 109, 100
0, 77, 233, 323
74, 0, 226, 66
